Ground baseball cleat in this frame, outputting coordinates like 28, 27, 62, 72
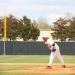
62, 65, 66, 68
46, 66, 52, 69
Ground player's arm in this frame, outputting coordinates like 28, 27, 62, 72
51, 43, 56, 52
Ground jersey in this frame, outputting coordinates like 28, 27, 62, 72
46, 39, 59, 51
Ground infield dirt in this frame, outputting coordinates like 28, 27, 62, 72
0, 63, 75, 74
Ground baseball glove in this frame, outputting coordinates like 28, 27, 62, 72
51, 47, 56, 52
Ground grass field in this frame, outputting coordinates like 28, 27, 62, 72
0, 73, 75, 75
0, 55, 75, 63
0, 55, 75, 75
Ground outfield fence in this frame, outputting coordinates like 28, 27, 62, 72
0, 41, 75, 55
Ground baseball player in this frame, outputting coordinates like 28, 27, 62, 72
42, 37, 65, 69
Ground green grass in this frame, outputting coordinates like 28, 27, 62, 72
0, 65, 43, 70
0, 73, 75, 75
54, 55, 75, 64
0, 55, 75, 63
0, 55, 49, 63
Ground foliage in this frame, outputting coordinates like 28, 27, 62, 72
51, 17, 75, 41
19, 16, 32, 41
19, 16, 40, 41
1, 15, 75, 41
0, 15, 40, 41
0, 17, 3, 38
6, 15, 20, 40
31, 24, 40, 40
0, 15, 19, 40
68, 17, 75, 40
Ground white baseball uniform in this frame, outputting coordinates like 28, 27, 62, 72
46, 39, 65, 66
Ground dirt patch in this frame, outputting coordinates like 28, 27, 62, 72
0, 63, 75, 74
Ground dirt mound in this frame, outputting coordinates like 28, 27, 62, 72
0, 63, 75, 74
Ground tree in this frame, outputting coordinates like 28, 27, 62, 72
19, 16, 32, 41
31, 23, 40, 41
51, 17, 75, 41
67, 17, 75, 40
51, 17, 68, 41
19, 17, 40, 41
0, 17, 3, 39
0, 15, 40, 41
6, 15, 19, 40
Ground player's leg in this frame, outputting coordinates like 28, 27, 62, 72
56, 49, 65, 68
47, 52, 55, 68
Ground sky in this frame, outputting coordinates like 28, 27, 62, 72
0, 0, 75, 24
